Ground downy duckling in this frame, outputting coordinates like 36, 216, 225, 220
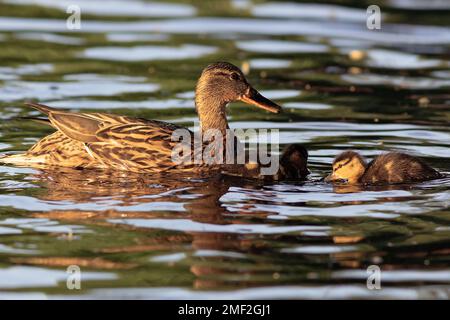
222, 144, 310, 181
325, 151, 441, 184
278, 144, 310, 180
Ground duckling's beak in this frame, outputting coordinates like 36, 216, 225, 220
239, 87, 282, 113
324, 174, 348, 183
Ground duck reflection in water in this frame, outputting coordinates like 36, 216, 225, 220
25, 167, 294, 289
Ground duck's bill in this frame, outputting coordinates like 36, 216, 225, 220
240, 87, 282, 113
324, 174, 348, 183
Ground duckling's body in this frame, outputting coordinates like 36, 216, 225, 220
222, 144, 310, 180
278, 144, 310, 180
362, 152, 441, 184
0, 62, 283, 175
326, 151, 441, 184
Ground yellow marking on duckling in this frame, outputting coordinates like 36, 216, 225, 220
384, 161, 394, 175
245, 162, 259, 170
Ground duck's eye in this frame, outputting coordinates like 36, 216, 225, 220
230, 72, 240, 81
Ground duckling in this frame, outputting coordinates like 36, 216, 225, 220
325, 150, 441, 184
278, 144, 310, 180
222, 144, 310, 180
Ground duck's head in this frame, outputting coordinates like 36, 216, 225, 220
279, 144, 310, 179
195, 62, 282, 122
325, 151, 366, 184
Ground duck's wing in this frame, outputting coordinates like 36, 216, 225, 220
26, 102, 181, 130
87, 123, 191, 172
25, 102, 194, 172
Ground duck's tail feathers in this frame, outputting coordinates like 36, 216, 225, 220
24, 102, 58, 115
0, 153, 47, 166
16, 116, 53, 126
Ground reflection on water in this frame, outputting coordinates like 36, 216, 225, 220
82, 44, 217, 61
251, 2, 371, 21
4, 0, 196, 17
0, 75, 157, 102
236, 40, 328, 53
0, 0, 449, 299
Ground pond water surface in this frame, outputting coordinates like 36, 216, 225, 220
0, 0, 449, 299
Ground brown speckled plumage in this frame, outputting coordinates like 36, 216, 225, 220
3, 102, 196, 173
0, 62, 282, 175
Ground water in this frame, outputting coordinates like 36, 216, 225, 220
0, 0, 449, 299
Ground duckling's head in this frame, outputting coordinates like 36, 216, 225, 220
279, 144, 310, 179
325, 151, 366, 184
195, 62, 282, 127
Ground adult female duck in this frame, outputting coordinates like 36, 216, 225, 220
0, 62, 282, 174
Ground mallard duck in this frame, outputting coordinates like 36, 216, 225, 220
325, 150, 442, 184
0, 62, 282, 174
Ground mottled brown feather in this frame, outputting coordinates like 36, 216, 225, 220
7, 103, 203, 173
49, 112, 101, 143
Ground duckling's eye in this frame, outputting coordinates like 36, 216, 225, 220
230, 72, 240, 81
